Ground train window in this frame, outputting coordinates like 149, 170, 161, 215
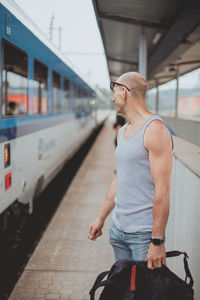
33, 59, 48, 114
71, 82, 76, 110
78, 86, 81, 98
52, 71, 60, 113
63, 77, 70, 111
2, 39, 28, 117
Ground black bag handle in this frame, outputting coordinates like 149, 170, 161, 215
89, 270, 110, 300
166, 251, 194, 288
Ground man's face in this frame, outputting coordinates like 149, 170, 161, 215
112, 85, 126, 114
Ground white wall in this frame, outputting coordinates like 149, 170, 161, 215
166, 136, 200, 298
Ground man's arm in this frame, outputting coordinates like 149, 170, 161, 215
88, 172, 117, 240
144, 120, 173, 269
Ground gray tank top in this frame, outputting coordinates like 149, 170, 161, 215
112, 114, 173, 233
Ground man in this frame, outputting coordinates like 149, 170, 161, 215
113, 112, 126, 147
88, 72, 173, 270
7, 101, 17, 115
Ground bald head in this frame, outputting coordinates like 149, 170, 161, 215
117, 72, 147, 100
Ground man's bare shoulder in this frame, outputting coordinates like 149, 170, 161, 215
144, 120, 172, 152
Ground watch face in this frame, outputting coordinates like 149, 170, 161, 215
151, 238, 163, 245
154, 239, 161, 245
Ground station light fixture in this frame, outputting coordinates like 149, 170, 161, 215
152, 32, 163, 45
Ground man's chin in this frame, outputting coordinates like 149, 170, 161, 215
116, 106, 120, 111
117, 107, 123, 114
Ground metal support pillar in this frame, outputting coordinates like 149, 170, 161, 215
156, 84, 159, 114
138, 30, 147, 80
175, 67, 179, 118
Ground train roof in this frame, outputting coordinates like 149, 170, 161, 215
92, 0, 200, 89
1, 0, 95, 93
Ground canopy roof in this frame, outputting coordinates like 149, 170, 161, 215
92, 0, 200, 89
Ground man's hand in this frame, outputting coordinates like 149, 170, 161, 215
146, 243, 166, 269
88, 217, 104, 241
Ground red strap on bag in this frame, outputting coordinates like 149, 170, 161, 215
130, 265, 136, 291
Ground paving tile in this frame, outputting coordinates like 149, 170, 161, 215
26, 238, 114, 273
9, 271, 105, 300
43, 217, 111, 242
53, 203, 100, 220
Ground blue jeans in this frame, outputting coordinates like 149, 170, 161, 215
109, 222, 152, 262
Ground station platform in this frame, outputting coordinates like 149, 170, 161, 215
9, 115, 116, 300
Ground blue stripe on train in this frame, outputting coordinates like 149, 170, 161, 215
0, 113, 77, 142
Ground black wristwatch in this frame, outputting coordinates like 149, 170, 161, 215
150, 238, 164, 246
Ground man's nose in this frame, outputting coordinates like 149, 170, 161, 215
112, 97, 115, 102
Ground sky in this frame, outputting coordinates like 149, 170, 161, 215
14, 0, 110, 89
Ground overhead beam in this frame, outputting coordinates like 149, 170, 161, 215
148, 60, 200, 85
99, 12, 168, 31
148, 6, 200, 76
153, 74, 176, 81
107, 56, 138, 65
171, 60, 200, 66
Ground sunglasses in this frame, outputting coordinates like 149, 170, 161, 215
110, 80, 130, 92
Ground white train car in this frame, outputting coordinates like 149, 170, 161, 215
0, 0, 110, 220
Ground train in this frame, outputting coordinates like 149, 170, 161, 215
0, 0, 110, 225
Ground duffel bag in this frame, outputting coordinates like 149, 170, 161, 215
89, 251, 194, 300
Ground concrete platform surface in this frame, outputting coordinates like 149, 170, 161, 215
9, 115, 116, 300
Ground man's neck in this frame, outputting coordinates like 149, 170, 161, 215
126, 109, 153, 125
